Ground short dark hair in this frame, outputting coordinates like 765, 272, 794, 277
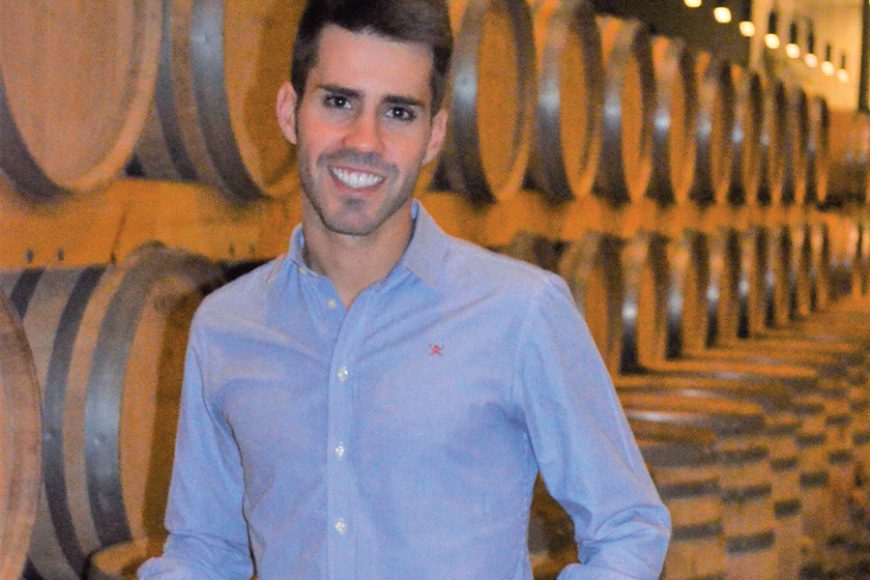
291, 0, 453, 113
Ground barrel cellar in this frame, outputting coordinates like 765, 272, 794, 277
2, 0, 870, 578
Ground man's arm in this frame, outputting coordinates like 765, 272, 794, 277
514, 275, 671, 579
138, 328, 254, 579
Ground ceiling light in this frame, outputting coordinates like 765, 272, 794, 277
838, 53, 849, 83
714, 1, 732, 23
738, 0, 754, 36
804, 20, 817, 67
764, 11, 780, 49
785, 21, 800, 58
821, 44, 835, 76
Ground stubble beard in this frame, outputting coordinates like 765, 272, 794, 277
297, 144, 424, 238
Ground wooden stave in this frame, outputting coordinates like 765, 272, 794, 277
438, 0, 536, 204
690, 52, 735, 206
647, 36, 698, 206
594, 16, 656, 205
0, 1, 162, 201
135, 0, 302, 202
527, 0, 603, 203
0, 290, 42, 579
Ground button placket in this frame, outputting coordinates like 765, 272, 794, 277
326, 294, 373, 579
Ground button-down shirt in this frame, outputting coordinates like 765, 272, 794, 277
138, 201, 670, 579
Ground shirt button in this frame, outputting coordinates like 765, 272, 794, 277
334, 444, 346, 458
326, 298, 338, 310
335, 518, 348, 534
337, 367, 349, 382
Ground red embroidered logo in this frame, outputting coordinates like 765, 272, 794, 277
429, 344, 443, 357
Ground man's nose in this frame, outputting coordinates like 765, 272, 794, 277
343, 111, 384, 153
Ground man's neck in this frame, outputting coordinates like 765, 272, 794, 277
302, 211, 414, 309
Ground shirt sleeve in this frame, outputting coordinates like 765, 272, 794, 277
138, 325, 254, 579
513, 275, 671, 579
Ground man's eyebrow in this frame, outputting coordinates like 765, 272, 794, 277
383, 95, 426, 109
318, 84, 426, 109
317, 84, 361, 99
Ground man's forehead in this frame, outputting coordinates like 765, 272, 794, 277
308, 25, 435, 102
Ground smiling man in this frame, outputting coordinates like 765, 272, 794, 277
138, 1, 670, 578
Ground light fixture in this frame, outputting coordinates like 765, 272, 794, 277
804, 20, 818, 67
821, 43, 835, 76
714, 0, 732, 23
785, 21, 800, 58
764, 10, 781, 49
685, 0, 702, 8
737, 0, 755, 36
837, 53, 850, 83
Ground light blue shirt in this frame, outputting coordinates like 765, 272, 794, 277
138, 201, 670, 579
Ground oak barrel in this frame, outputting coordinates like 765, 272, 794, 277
134, 0, 303, 202
557, 232, 624, 374
616, 373, 801, 579
648, 36, 697, 206
0, 289, 42, 578
782, 84, 810, 205
759, 77, 787, 205
594, 16, 656, 204
691, 52, 735, 206
438, 0, 535, 204
807, 95, 830, 205
665, 229, 709, 357
0, 1, 161, 200
529, 419, 726, 580
706, 228, 743, 345
527, 0, 603, 202
729, 66, 763, 205
619, 392, 777, 580
0, 247, 223, 578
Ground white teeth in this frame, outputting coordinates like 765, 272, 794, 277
331, 167, 384, 189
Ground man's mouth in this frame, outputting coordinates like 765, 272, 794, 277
330, 167, 386, 189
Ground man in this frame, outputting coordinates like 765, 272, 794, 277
139, 0, 670, 578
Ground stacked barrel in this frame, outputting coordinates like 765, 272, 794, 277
2, 1, 870, 579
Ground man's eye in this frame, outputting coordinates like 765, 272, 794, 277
324, 95, 350, 109
386, 106, 416, 122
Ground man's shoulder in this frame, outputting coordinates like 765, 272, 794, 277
440, 234, 564, 299
193, 255, 287, 326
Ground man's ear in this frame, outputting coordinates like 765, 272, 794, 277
276, 81, 299, 145
423, 108, 449, 165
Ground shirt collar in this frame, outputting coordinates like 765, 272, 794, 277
287, 199, 448, 290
